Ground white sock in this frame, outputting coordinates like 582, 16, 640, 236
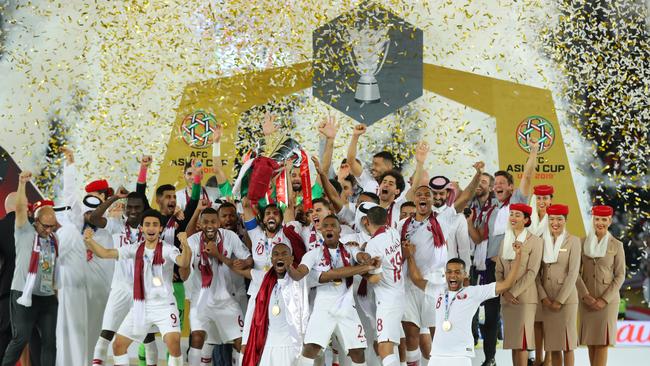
201, 344, 214, 366
382, 354, 400, 366
113, 353, 129, 365
298, 355, 316, 366
144, 341, 158, 365
188, 347, 202, 366
351, 362, 367, 366
92, 336, 111, 364
420, 357, 429, 366
168, 355, 183, 366
406, 349, 419, 365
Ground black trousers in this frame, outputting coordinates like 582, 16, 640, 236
0, 296, 11, 363
479, 259, 501, 361
1, 291, 57, 366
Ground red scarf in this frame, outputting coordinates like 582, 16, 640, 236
133, 241, 164, 332
242, 269, 278, 366
17, 233, 58, 307
196, 232, 224, 308
322, 243, 353, 287
161, 216, 177, 245
400, 213, 445, 247
281, 225, 306, 266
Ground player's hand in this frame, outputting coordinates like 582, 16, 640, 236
414, 141, 430, 164
191, 158, 204, 181
368, 256, 381, 270
140, 155, 152, 168
473, 161, 485, 174
242, 197, 251, 209
356, 252, 371, 264
318, 115, 338, 139
115, 186, 129, 199
198, 198, 211, 211
352, 124, 366, 137
528, 137, 540, 154
401, 241, 415, 258
214, 124, 223, 143
61, 146, 74, 164
311, 156, 323, 174
176, 232, 187, 243
337, 163, 351, 181
173, 206, 185, 221
262, 112, 278, 136
83, 228, 94, 243
19, 171, 32, 183
233, 259, 246, 269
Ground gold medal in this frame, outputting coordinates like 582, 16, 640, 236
41, 261, 50, 271
263, 265, 271, 272
333, 280, 342, 286
152, 277, 162, 287
271, 304, 281, 316
442, 320, 452, 332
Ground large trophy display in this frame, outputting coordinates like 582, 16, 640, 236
348, 24, 390, 103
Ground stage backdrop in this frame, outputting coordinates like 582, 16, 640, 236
156, 2, 584, 237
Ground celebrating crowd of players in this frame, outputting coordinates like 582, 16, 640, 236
0, 116, 625, 366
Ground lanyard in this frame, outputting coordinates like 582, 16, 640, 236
444, 287, 466, 321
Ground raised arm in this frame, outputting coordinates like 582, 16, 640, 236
175, 232, 193, 268
519, 139, 539, 197
287, 263, 311, 282
136, 155, 152, 204
403, 242, 427, 291
212, 124, 229, 185
61, 147, 77, 207
15, 171, 31, 227
83, 228, 119, 259
453, 161, 484, 213
467, 210, 486, 244
312, 156, 346, 213
406, 141, 429, 202
178, 161, 202, 232
346, 124, 367, 177
88, 187, 129, 228
495, 242, 523, 294
318, 115, 338, 176
185, 199, 210, 237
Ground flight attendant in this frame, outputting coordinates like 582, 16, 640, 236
496, 203, 543, 366
576, 205, 625, 366
536, 204, 580, 366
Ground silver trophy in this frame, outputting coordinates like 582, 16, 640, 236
348, 25, 390, 103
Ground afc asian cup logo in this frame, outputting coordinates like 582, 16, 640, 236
179, 110, 218, 148
516, 116, 556, 154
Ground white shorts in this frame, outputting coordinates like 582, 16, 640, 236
259, 345, 299, 366
101, 286, 132, 332
429, 355, 471, 366
402, 285, 435, 329
304, 303, 367, 352
190, 299, 243, 344
117, 301, 181, 342
374, 304, 405, 344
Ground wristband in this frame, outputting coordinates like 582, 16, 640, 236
137, 165, 147, 184
212, 141, 221, 156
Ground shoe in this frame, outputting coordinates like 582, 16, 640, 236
481, 359, 496, 366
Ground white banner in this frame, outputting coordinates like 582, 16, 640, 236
617, 321, 650, 347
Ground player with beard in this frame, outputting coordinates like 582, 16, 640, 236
240, 196, 306, 354
297, 197, 353, 251
346, 123, 398, 193
400, 202, 416, 221
471, 141, 539, 366
183, 207, 252, 366
84, 210, 192, 366
403, 240, 523, 366
288, 215, 380, 366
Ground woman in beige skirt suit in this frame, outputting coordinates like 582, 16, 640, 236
576, 205, 625, 366
496, 203, 543, 366
536, 204, 580, 366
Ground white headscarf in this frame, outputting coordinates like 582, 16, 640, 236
501, 221, 528, 260
583, 225, 610, 258
542, 228, 566, 264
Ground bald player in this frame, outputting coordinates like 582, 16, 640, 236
2, 172, 59, 366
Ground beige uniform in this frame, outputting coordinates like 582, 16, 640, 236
576, 235, 625, 346
536, 234, 581, 351
496, 232, 543, 350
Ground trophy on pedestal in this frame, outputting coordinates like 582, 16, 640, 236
347, 24, 390, 103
